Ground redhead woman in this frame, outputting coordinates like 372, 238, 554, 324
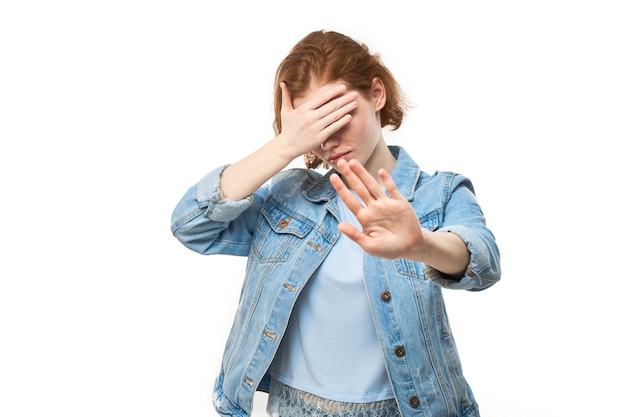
171, 30, 500, 417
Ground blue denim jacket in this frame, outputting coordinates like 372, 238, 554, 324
171, 146, 500, 417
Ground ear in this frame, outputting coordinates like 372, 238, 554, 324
371, 77, 387, 111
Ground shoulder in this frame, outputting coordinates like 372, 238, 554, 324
417, 170, 477, 205
391, 146, 476, 196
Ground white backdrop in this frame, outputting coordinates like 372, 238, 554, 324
1, 1, 625, 416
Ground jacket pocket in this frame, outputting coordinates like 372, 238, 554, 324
251, 203, 314, 264
418, 208, 441, 232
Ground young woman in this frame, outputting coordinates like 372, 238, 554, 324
171, 30, 500, 417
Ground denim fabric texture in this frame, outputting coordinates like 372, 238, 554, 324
171, 146, 500, 417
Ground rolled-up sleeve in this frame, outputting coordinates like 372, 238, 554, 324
196, 165, 254, 222
426, 173, 501, 291
171, 165, 259, 256
428, 226, 500, 290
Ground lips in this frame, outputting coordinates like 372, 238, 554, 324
328, 151, 350, 165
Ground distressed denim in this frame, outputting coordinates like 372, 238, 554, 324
171, 146, 500, 417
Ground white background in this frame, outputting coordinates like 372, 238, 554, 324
1, 1, 625, 416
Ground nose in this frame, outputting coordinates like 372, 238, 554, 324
321, 135, 340, 151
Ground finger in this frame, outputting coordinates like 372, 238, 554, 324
303, 83, 348, 110
330, 173, 365, 215
318, 95, 357, 133
337, 222, 367, 246
334, 160, 376, 206
317, 90, 358, 116
378, 168, 404, 200
334, 159, 374, 205
347, 159, 387, 200
336, 159, 386, 205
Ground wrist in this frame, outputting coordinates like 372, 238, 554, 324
271, 134, 303, 162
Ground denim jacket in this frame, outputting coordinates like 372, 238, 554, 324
171, 146, 500, 417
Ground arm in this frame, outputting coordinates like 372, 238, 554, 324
171, 83, 358, 255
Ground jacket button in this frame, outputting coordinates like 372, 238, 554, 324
409, 396, 420, 407
278, 219, 289, 228
380, 290, 391, 301
395, 346, 405, 357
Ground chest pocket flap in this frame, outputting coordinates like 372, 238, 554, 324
261, 203, 314, 238
419, 209, 441, 232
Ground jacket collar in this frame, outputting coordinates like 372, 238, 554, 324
303, 146, 420, 203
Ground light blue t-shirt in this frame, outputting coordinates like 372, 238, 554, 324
270, 197, 394, 403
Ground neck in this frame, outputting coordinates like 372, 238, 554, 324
363, 139, 396, 181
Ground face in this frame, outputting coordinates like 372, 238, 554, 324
293, 78, 391, 177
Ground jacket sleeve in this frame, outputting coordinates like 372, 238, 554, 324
427, 173, 501, 291
170, 164, 267, 256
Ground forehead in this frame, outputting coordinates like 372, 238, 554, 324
292, 79, 346, 107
